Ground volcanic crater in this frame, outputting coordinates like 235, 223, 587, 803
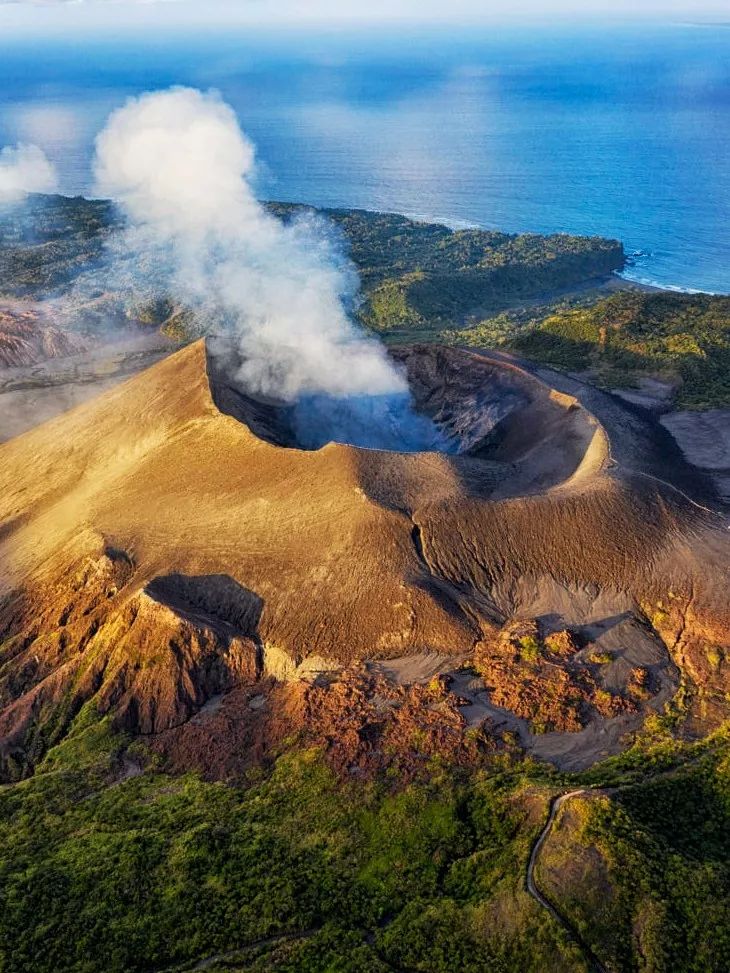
0, 338, 728, 778
207, 337, 605, 502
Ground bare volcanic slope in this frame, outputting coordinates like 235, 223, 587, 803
0, 341, 728, 777
0, 301, 88, 368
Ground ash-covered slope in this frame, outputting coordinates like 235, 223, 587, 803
0, 340, 727, 777
0, 302, 88, 367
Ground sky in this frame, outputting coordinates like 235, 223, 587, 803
0, 0, 728, 38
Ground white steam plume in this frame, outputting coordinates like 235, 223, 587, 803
92, 87, 410, 406
0, 143, 58, 204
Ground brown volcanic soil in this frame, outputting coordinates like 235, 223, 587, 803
0, 340, 728, 778
0, 328, 175, 444
0, 302, 89, 368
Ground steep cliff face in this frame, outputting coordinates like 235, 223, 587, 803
0, 540, 261, 776
0, 339, 727, 779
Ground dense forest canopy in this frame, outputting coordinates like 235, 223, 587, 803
452, 292, 730, 409
1, 703, 727, 973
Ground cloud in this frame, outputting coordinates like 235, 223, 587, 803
0, 1, 176, 5
0, 143, 58, 203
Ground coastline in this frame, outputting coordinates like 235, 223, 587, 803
268, 197, 726, 299
618, 270, 724, 297
372, 206, 726, 299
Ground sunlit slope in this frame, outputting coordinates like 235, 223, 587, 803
0, 341, 476, 660
0, 339, 727, 770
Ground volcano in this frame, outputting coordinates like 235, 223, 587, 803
0, 340, 728, 777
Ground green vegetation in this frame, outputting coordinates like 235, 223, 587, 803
315, 207, 624, 336
1, 697, 727, 972
0, 194, 115, 296
509, 292, 730, 407
588, 652, 613, 665
529, 725, 730, 973
450, 290, 730, 408
518, 634, 541, 663
564, 745, 730, 972
0, 706, 587, 973
0, 195, 623, 340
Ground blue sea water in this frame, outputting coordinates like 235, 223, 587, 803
0, 24, 728, 293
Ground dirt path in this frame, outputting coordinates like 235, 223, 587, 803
158, 929, 319, 972
629, 468, 727, 522
527, 790, 608, 973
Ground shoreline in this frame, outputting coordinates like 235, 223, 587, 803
267, 197, 728, 298
618, 270, 724, 297
13, 193, 727, 301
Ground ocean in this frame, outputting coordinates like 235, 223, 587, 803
1, 23, 728, 293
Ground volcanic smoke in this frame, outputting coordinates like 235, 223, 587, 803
0, 143, 58, 203
92, 87, 445, 452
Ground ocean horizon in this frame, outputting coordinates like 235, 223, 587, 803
1, 23, 728, 294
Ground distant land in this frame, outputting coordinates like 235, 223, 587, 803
1, 194, 729, 405
0, 193, 624, 313
2, 25, 728, 293
1, 194, 729, 509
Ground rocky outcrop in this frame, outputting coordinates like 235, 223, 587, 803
0, 304, 89, 368
0, 544, 261, 777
